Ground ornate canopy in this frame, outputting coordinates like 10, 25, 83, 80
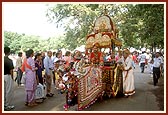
86, 14, 122, 49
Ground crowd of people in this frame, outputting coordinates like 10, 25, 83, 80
4, 45, 164, 111
136, 50, 164, 86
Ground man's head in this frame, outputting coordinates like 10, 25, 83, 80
155, 52, 160, 58
53, 52, 56, 57
47, 51, 52, 57
142, 51, 145, 54
18, 52, 23, 57
4, 47, 11, 56
41, 52, 45, 57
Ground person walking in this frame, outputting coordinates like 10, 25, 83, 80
132, 52, 137, 69
43, 51, 54, 97
138, 51, 146, 73
15, 52, 23, 86
152, 52, 163, 86
4, 47, 15, 110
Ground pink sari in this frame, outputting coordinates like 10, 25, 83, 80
25, 57, 37, 103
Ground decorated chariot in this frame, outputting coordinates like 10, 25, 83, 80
63, 10, 123, 111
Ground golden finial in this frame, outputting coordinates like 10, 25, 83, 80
104, 5, 108, 15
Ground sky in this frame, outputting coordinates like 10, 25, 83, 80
3, 2, 65, 39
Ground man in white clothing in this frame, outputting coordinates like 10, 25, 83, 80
15, 52, 23, 86
138, 51, 146, 73
152, 52, 163, 86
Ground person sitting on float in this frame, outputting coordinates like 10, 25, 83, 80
89, 42, 103, 66
72, 50, 83, 71
107, 51, 116, 64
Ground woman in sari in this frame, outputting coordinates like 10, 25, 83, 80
121, 49, 135, 97
24, 49, 37, 106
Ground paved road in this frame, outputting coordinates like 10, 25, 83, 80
6, 64, 164, 112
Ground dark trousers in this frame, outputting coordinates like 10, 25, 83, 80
153, 67, 160, 86
15, 68, 23, 86
140, 63, 145, 73
52, 71, 55, 85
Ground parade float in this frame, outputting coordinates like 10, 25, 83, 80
63, 9, 123, 111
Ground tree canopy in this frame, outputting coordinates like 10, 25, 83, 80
4, 4, 164, 54
46, 4, 164, 51
4, 31, 65, 54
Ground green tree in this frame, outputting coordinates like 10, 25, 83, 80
46, 4, 107, 50
46, 4, 136, 49
20, 35, 40, 52
46, 4, 164, 50
119, 4, 164, 49
4, 4, 164, 53
4, 31, 22, 53
4, 31, 66, 53
136, 4, 164, 50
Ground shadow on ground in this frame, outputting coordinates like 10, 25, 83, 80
148, 76, 164, 111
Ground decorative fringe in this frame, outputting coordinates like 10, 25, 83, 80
77, 92, 104, 110
63, 104, 69, 111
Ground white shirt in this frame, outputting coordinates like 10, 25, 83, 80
147, 54, 152, 63
139, 54, 146, 63
153, 57, 163, 68
54, 57, 59, 63
15, 57, 22, 68
145, 54, 150, 60
52, 56, 56, 62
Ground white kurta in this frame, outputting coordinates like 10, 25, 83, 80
122, 56, 135, 96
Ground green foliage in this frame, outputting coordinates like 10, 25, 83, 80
4, 31, 65, 54
4, 4, 164, 53
46, 4, 103, 50
118, 4, 164, 49
46, 4, 164, 50
4, 31, 22, 53
20, 35, 40, 52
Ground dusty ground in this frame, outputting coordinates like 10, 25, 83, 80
8, 65, 164, 112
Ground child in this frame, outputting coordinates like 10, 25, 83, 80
58, 78, 66, 94
54, 59, 60, 89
